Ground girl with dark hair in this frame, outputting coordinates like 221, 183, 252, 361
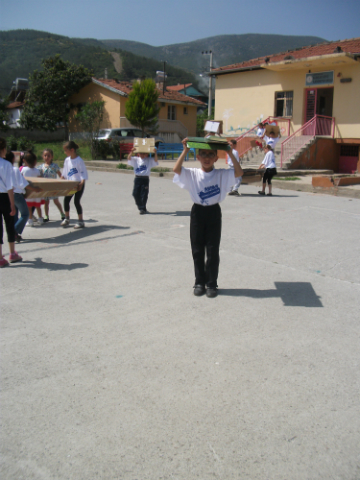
0, 138, 22, 266
61, 141, 88, 229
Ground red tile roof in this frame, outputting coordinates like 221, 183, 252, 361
211, 37, 360, 74
93, 78, 205, 106
166, 83, 192, 92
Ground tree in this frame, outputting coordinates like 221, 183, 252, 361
125, 79, 160, 137
20, 55, 92, 139
75, 101, 105, 159
0, 95, 10, 132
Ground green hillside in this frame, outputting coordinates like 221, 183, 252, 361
101, 33, 327, 73
0, 30, 198, 95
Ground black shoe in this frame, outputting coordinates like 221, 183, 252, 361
43, 216, 50, 223
267, 193, 272, 196
15, 233, 22, 243
258, 191, 266, 195
206, 287, 218, 298
193, 285, 206, 296
139, 210, 146, 215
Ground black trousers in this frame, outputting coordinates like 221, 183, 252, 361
64, 184, 85, 215
263, 168, 277, 185
0, 193, 15, 244
132, 176, 149, 212
190, 203, 222, 288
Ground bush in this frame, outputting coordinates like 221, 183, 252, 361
17, 136, 34, 151
6, 135, 18, 150
92, 140, 120, 159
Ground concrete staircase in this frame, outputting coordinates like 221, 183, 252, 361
240, 136, 287, 169
281, 135, 316, 169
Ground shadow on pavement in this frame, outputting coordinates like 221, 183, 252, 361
25, 224, 131, 245
12, 257, 89, 271
220, 282, 323, 307
148, 211, 190, 216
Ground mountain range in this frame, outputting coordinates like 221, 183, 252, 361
0, 30, 326, 96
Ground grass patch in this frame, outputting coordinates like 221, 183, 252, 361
117, 163, 133, 170
280, 176, 301, 181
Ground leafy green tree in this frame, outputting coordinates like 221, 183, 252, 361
75, 101, 105, 159
20, 55, 92, 139
0, 95, 10, 132
125, 79, 160, 137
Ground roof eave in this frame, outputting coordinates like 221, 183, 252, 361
92, 78, 128, 96
209, 66, 263, 76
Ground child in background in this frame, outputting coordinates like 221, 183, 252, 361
173, 138, 243, 298
21, 151, 45, 226
61, 141, 88, 229
258, 145, 277, 196
38, 148, 65, 222
227, 139, 242, 196
127, 146, 159, 214
0, 138, 22, 267
5, 151, 40, 242
255, 122, 266, 150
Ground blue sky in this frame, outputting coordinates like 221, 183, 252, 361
0, 0, 359, 46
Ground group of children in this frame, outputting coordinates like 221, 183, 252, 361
2, 134, 276, 299
0, 138, 88, 267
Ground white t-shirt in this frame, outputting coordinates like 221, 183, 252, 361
226, 148, 240, 168
173, 167, 235, 206
62, 156, 88, 181
0, 157, 14, 193
264, 135, 280, 150
13, 166, 29, 194
127, 156, 158, 176
22, 166, 41, 203
256, 127, 265, 137
262, 151, 276, 169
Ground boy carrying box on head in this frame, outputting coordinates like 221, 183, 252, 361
173, 137, 243, 298
128, 144, 159, 214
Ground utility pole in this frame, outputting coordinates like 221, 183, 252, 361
202, 50, 213, 118
163, 61, 166, 95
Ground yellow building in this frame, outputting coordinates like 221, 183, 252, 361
210, 38, 360, 172
69, 78, 205, 143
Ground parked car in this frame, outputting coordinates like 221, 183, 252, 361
95, 128, 164, 147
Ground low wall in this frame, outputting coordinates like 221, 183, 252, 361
2, 128, 66, 142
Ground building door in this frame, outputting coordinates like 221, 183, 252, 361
339, 145, 359, 174
305, 88, 333, 121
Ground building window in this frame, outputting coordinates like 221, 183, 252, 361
183, 107, 188, 115
168, 105, 176, 120
275, 91, 293, 117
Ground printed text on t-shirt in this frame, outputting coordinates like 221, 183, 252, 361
198, 184, 221, 204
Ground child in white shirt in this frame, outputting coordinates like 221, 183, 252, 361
0, 137, 22, 267
258, 145, 277, 196
61, 141, 88, 229
127, 147, 159, 214
21, 151, 45, 226
227, 139, 242, 196
173, 138, 243, 298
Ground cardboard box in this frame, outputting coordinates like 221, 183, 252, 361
265, 125, 280, 137
133, 137, 155, 153
24, 178, 79, 199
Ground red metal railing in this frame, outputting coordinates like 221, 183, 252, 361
235, 117, 291, 158
280, 115, 334, 167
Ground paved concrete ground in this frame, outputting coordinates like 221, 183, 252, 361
1, 170, 360, 480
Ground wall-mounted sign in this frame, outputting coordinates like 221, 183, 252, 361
305, 71, 334, 86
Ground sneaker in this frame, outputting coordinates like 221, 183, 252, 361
61, 218, 70, 227
43, 216, 50, 223
0, 257, 9, 268
206, 287, 218, 298
9, 252, 22, 263
26, 219, 34, 227
193, 285, 206, 296
258, 191, 266, 195
139, 210, 146, 215
232, 191, 241, 196
228, 191, 235, 196
37, 217, 44, 225
74, 221, 85, 229
15, 233, 22, 243
267, 193, 273, 196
